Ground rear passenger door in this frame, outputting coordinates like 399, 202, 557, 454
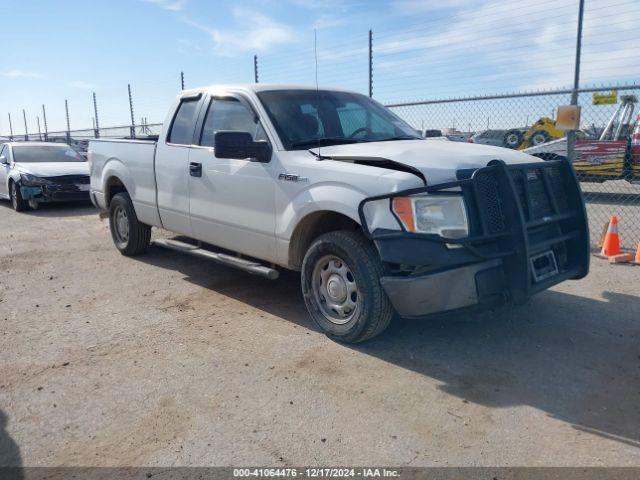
154, 94, 203, 236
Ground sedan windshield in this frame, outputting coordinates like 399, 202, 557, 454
12, 145, 85, 163
257, 90, 421, 150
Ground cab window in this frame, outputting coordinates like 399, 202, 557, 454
200, 98, 266, 147
168, 98, 200, 145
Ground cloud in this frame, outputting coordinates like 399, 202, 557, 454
68, 80, 97, 90
313, 14, 346, 30
183, 7, 294, 56
0, 70, 41, 78
390, 0, 469, 13
142, 0, 186, 12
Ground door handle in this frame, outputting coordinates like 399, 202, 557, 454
189, 162, 202, 177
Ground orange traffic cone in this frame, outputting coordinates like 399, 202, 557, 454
601, 216, 621, 257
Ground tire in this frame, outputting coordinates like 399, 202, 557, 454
109, 192, 151, 256
529, 130, 550, 146
10, 181, 29, 212
301, 230, 394, 343
503, 129, 523, 149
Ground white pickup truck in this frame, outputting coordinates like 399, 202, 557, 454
89, 84, 589, 343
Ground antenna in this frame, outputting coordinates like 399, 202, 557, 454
314, 28, 321, 160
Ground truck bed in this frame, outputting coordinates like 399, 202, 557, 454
88, 138, 160, 226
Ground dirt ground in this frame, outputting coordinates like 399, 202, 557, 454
0, 201, 639, 467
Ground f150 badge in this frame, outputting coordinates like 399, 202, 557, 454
278, 173, 309, 183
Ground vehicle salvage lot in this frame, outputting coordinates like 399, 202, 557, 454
1, 202, 640, 467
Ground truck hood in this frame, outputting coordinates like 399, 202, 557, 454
13, 162, 90, 177
310, 139, 541, 185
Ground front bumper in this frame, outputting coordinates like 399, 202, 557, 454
20, 175, 89, 203
359, 160, 590, 319
21, 181, 90, 203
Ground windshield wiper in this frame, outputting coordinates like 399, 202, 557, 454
290, 137, 365, 149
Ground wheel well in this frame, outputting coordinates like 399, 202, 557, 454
289, 211, 361, 269
105, 176, 127, 206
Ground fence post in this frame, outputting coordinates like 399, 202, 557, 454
65, 100, 71, 144
368, 30, 373, 98
254, 55, 259, 83
93, 92, 100, 138
566, 0, 585, 162
128, 84, 136, 139
8, 113, 13, 140
22, 109, 28, 141
42, 105, 48, 141
181, 71, 185, 90
37, 116, 42, 141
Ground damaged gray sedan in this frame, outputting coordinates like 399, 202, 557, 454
0, 142, 90, 211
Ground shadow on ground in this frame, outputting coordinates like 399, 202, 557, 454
0, 200, 95, 218
0, 410, 23, 479
138, 243, 640, 449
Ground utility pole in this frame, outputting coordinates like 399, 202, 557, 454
42, 104, 48, 141
65, 99, 71, 144
567, 0, 585, 162
254, 55, 259, 83
37, 116, 42, 140
181, 71, 185, 90
93, 92, 100, 138
128, 84, 136, 138
22, 109, 28, 141
368, 30, 373, 98
8, 113, 13, 140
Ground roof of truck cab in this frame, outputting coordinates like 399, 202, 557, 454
180, 83, 357, 96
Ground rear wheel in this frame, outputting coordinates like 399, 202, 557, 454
301, 230, 394, 343
10, 182, 29, 212
109, 192, 151, 256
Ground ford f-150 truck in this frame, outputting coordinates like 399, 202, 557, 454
89, 84, 589, 343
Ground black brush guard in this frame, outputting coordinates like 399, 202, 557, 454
358, 160, 590, 306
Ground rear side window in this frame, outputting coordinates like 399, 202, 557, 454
168, 98, 200, 145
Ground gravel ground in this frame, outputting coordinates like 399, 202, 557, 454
1, 201, 639, 467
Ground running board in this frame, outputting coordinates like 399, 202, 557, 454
152, 238, 279, 280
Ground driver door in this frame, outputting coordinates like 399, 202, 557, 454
188, 96, 277, 262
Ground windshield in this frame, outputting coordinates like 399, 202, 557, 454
256, 90, 421, 150
12, 145, 85, 163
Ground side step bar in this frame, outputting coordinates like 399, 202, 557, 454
152, 238, 279, 280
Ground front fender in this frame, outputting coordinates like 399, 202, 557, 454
276, 182, 368, 240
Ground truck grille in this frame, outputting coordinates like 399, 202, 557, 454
473, 165, 572, 231
467, 160, 588, 298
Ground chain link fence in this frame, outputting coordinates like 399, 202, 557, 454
388, 84, 640, 250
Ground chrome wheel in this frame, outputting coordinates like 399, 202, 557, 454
113, 205, 129, 245
312, 255, 358, 325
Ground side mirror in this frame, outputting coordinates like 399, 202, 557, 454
214, 131, 271, 163
0, 155, 7, 165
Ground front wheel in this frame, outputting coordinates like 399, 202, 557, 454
301, 230, 394, 343
109, 192, 151, 256
10, 182, 29, 212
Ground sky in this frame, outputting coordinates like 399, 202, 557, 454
0, 0, 638, 134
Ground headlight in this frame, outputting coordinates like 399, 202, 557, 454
20, 173, 52, 186
392, 195, 468, 238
